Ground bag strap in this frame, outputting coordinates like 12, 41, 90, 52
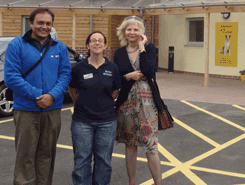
151, 78, 161, 101
151, 78, 166, 110
21, 38, 53, 79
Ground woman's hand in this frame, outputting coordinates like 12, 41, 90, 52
139, 34, 148, 45
139, 34, 148, 51
139, 34, 148, 52
125, 70, 144, 81
68, 86, 79, 103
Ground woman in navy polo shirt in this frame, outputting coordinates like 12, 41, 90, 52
68, 31, 121, 185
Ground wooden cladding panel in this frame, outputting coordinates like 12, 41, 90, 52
75, 15, 90, 48
3, 10, 29, 36
2, 12, 22, 36
154, 15, 159, 47
92, 15, 109, 39
0, 8, 160, 49
110, 15, 127, 48
143, 15, 153, 45
2, 9, 33, 16
54, 12, 73, 48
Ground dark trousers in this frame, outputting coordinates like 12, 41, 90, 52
13, 109, 61, 185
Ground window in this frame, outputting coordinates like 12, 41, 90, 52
22, 16, 31, 35
187, 18, 204, 46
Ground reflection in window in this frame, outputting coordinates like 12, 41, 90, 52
22, 16, 31, 35
188, 18, 204, 44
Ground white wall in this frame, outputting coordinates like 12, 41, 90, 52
159, 12, 245, 77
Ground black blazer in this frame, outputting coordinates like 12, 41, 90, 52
114, 43, 167, 111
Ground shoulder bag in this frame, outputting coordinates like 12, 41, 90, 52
151, 78, 174, 130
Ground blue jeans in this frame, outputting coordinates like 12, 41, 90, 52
71, 119, 117, 185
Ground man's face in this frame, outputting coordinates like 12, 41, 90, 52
30, 12, 53, 42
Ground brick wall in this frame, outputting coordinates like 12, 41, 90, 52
75, 47, 88, 58
75, 47, 117, 62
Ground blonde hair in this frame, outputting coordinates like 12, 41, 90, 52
116, 16, 145, 46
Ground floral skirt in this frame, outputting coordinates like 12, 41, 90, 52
116, 79, 159, 153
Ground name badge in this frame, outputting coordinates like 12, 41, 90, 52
83, 73, 93, 79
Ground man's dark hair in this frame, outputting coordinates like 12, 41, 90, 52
29, 8, 55, 24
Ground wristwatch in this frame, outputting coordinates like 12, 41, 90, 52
139, 49, 146, 53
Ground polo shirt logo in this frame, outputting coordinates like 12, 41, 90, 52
51, 55, 59, 58
103, 70, 112, 76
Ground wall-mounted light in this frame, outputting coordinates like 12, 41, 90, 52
221, 12, 230, 19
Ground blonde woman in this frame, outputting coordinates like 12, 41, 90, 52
114, 16, 163, 185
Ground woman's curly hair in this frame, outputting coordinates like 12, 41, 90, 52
117, 16, 145, 46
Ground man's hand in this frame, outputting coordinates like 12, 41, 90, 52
36, 94, 54, 109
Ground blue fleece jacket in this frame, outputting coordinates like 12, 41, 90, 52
4, 30, 71, 111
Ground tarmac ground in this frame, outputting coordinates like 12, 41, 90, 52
1, 72, 245, 185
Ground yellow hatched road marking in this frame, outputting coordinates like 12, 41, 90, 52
185, 133, 245, 166
0, 118, 13, 124
1, 134, 245, 184
142, 134, 245, 184
158, 143, 181, 166
174, 117, 220, 147
190, 166, 245, 178
141, 167, 179, 184
233, 105, 245, 111
56, 144, 73, 150
0, 107, 73, 125
112, 153, 149, 162
158, 143, 207, 185
112, 153, 174, 166
112, 153, 125, 158
140, 144, 207, 185
61, 107, 74, 113
1, 104, 245, 184
181, 100, 245, 132
0, 135, 15, 140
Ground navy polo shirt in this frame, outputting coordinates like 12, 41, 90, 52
69, 58, 121, 123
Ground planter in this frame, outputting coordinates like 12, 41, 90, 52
241, 75, 245, 81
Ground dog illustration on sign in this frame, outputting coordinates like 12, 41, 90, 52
219, 35, 231, 56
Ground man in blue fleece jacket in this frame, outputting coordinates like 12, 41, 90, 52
4, 8, 71, 185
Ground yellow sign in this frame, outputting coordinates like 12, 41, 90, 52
215, 22, 238, 67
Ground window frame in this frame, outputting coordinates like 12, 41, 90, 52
186, 17, 204, 47
22, 16, 31, 35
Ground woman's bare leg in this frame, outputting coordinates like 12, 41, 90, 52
125, 145, 137, 184
146, 152, 162, 185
